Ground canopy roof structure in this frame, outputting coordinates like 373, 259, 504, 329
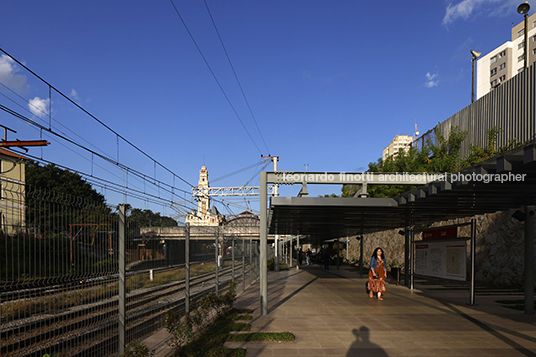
267, 142, 536, 242
258, 141, 536, 316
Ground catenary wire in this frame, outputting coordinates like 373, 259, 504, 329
0, 47, 193, 188
0, 104, 193, 202
203, 0, 270, 154
168, 0, 263, 155
210, 159, 269, 183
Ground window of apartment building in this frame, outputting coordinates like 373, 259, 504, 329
499, 50, 506, 58
499, 75, 506, 82
490, 56, 497, 64
534, 35, 536, 42
518, 42, 524, 50
518, 68, 524, 73
518, 55, 524, 62
491, 79, 498, 87
490, 67, 497, 76
499, 63, 506, 70
518, 28, 525, 37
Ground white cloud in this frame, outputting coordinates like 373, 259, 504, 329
0, 54, 30, 94
70, 89, 79, 99
443, 0, 522, 25
425, 72, 439, 88
443, 0, 480, 25
29, 97, 50, 118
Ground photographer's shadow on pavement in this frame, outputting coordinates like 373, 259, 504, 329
347, 326, 389, 357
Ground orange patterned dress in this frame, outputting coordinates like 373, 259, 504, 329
368, 259, 387, 293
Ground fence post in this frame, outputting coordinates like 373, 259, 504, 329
249, 239, 252, 284
242, 236, 246, 292
231, 236, 235, 282
289, 237, 292, 266
215, 230, 219, 296
118, 205, 126, 355
185, 223, 190, 313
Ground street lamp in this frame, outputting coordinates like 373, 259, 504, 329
471, 50, 481, 103
517, 2, 531, 70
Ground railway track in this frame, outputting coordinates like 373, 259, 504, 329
0, 264, 253, 357
0, 263, 200, 303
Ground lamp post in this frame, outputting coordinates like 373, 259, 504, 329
471, 50, 481, 103
517, 2, 530, 70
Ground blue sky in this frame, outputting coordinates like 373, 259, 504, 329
1, 0, 534, 218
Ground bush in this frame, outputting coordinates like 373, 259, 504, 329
166, 282, 237, 353
122, 342, 154, 357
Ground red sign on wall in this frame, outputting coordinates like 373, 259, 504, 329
422, 227, 457, 240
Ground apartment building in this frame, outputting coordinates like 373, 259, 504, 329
382, 135, 413, 161
476, 12, 536, 99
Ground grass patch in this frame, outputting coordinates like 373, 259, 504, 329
178, 308, 249, 356
177, 308, 295, 356
128, 262, 217, 290
227, 332, 295, 342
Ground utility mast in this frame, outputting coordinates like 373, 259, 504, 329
191, 156, 279, 199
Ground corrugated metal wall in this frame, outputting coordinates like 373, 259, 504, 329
435, 64, 535, 157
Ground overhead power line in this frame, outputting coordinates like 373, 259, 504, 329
0, 47, 193, 189
168, 0, 263, 154
211, 159, 269, 183
203, 0, 270, 154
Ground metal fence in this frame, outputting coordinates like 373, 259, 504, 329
415, 64, 536, 157
0, 178, 260, 356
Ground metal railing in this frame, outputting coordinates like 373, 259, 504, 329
415, 64, 535, 157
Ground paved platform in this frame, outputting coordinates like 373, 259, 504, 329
226, 265, 536, 356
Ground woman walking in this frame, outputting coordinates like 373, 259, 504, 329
368, 247, 387, 300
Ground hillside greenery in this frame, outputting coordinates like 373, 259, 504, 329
341, 126, 521, 198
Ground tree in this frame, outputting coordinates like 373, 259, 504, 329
26, 161, 106, 205
128, 208, 178, 227
350, 127, 469, 198
348, 126, 522, 199
25, 161, 110, 235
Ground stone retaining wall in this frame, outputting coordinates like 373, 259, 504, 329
346, 208, 535, 287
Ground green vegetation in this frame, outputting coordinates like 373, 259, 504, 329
25, 162, 177, 238
166, 282, 239, 354
0, 263, 217, 320
1, 163, 178, 284
343, 126, 522, 198
127, 263, 216, 290
122, 342, 155, 357
166, 283, 295, 356
174, 308, 294, 356
267, 257, 289, 271
124, 205, 178, 227
0, 282, 117, 319
226, 331, 295, 343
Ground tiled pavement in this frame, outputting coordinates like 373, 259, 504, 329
227, 265, 536, 356
144, 264, 536, 356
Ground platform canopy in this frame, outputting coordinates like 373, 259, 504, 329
267, 142, 536, 242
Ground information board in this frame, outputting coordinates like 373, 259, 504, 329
415, 240, 466, 281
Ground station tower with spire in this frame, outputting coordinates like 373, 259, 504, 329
185, 165, 224, 226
